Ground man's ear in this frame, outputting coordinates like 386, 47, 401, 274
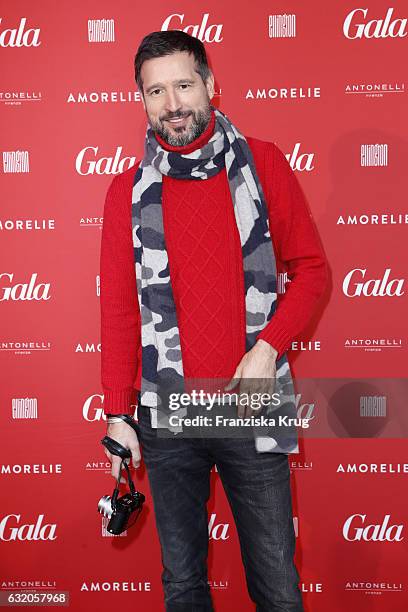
206, 71, 215, 101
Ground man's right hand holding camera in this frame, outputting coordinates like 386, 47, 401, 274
104, 418, 142, 483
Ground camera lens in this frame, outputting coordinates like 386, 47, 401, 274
97, 495, 113, 518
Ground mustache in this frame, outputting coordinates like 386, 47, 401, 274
162, 111, 192, 121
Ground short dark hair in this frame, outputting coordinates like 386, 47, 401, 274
134, 30, 211, 95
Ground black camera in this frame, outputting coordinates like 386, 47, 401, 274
98, 486, 145, 535
98, 415, 145, 535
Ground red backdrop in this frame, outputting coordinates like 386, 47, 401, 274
1, 1, 407, 610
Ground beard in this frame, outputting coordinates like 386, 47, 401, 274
149, 102, 213, 147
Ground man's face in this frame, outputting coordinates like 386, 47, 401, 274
140, 50, 215, 146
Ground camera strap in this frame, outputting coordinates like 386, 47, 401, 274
100, 413, 139, 459
101, 414, 140, 510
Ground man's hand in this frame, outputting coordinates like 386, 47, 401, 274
104, 422, 142, 483
224, 339, 278, 418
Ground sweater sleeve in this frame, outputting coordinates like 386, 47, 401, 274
100, 173, 141, 415
256, 142, 329, 360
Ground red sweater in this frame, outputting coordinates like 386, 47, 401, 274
100, 109, 328, 415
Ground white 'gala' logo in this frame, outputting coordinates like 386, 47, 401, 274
208, 514, 229, 540
295, 394, 315, 422
287, 143, 315, 172
343, 514, 404, 542
83, 394, 105, 422
75, 146, 136, 175
161, 13, 223, 43
343, 8, 407, 39
342, 268, 404, 297
0, 514, 57, 541
0, 273, 51, 301
0, 17, 41, 47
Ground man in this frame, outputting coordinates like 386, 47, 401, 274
100, 30, 328, 611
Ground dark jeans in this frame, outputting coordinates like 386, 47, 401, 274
134, 404, 304, 612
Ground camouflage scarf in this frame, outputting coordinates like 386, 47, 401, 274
131, 106, 298, 454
